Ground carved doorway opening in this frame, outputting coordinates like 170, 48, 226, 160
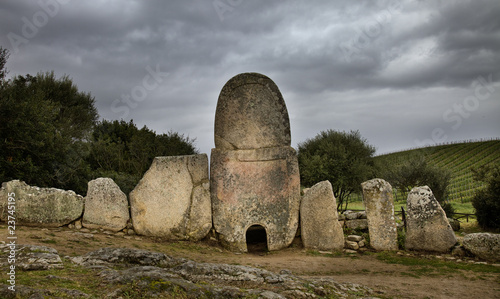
246, 225, 268, 253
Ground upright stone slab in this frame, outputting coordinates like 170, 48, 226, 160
129, 154, 211, 241
361, 179, 398, 251
0, 180, 83, 227
405, 186, 457, 252
211, 73, 301, 252
301, 181, 344, 251
82, 178, 129, 232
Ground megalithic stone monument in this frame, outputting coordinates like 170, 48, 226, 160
210, 73, 301, 252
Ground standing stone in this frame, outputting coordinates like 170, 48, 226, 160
82, 178, 129, 232
405, 186, 457, 252
211, 73, 301, 252
361, 179, 398, 251
301, 181, 344, 251
0, 180, 83, 227
129, 154, 211, 241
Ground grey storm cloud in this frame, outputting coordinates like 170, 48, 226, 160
1, 0, 499, 155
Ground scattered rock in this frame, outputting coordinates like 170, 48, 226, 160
463, 233, 500, 262
347, 235, 363, 242
75, 220, 83, 230
357, 211, 367, 219
345, 212, 359, 220
345, 240, 359, 251
451, 245, 467, 258
345, 219, 369, 230
0, 244, 63, 270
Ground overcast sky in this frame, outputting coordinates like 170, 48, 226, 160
1, 0, 499, 156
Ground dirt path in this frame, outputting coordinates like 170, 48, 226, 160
6, 225, 500, 299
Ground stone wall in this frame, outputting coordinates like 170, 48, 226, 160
301, 181, 344, 251
0, 180, 83, 227
130, 154, 211, 241
361, 179, 398, 251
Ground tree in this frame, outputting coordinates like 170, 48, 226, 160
0, 47, 9, 83
298, 130, 377, 211
472, 163, 500, 229
87, 119, 198, 194
0, 70, 98, 194
380, 155, 453, 216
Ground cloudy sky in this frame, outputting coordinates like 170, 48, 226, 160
1, 0, 499, 156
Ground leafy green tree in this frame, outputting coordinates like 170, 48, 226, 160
0, 70, 98, 194
298, 130, 377, 211
380, 155, 453, 216
88, 119, 198, 194
472, 163, 500, 229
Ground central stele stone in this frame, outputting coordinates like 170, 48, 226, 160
211, 73, 301, 252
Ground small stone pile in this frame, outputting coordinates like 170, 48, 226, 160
339, 210, 368, 230
344, 235, 368, 252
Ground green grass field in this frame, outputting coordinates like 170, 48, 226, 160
374, 139, 500, 203
346, 139, 500, 216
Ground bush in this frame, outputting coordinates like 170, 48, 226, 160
472, 163, 500, 229
380, 155, 453, 216
298, 130, 376, 211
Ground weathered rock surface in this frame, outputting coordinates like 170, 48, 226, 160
362, 179, 398, 251
300, 181, 344, 251
0, 244, 63, 270
0, 180, 83, 227
70, 247, 185, 267
129, 154, 211, 241
214, 72, 291, 150
345, 219, 369, 230
211, 73, 301, 252
1, 245, 378, 298
0, 284, 90, 299
82, 178, 129, 232
71, 247, 375, 298
405, 186, 457, 252
463, 233, 500, 262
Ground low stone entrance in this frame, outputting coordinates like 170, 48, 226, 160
246, 225, 268, 253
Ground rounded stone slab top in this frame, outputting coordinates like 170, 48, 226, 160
214, 72, 291, 150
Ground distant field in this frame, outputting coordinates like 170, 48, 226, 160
347, 139, 500, 215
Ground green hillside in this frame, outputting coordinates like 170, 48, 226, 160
374, 139, 500, 203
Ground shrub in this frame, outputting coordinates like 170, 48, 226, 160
472, 163, 500, 229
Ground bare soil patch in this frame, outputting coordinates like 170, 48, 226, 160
5, 225, 500, 298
